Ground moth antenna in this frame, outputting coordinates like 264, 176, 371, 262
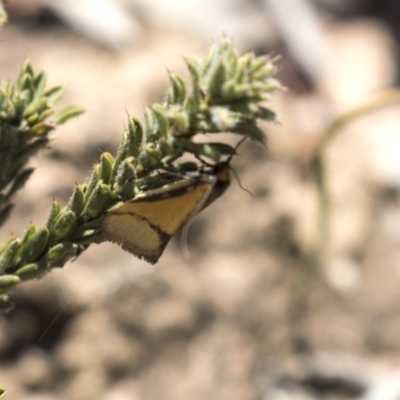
194, 154, 216, 170
181, 225, 192, 262
230, 137, 247, 160
231, 167, 253, 197
182, 137, 249, 260
195, 137, 248, 169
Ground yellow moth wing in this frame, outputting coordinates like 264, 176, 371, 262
102, 176, 215, 264
103, 214, 163, 263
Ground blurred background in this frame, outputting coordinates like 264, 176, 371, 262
2, 1, 400, 399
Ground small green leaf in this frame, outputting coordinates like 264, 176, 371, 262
20, 226, 49, 265
83, 184, 111, 219
126, 117, 143, 159
38, 109, 55, 121
52, 210, 77, 242
151, 104, 169, 137
0, 239, 19, 274
204, 142, 236, 156
167, 73, 186, 105
206, 62, 226, 102
182, 142, 221, 161
43, 85, 64, 103
20, 60, 35, 78
67, 185, 85, 216
26, 112, 39, 125
0, 237, 15, 257
23, 98, 48, 118
45, 243, 77, 266
233, 122, 266, 144
116, 157, 136, 185
33, 71, 47, 99
13, 223, 36, 263
15, 261, 47, 280
167, 106, 189, 135
0, 275, 21, 294
46, 200, 62, 229
186, 58, 201, 108
145, 108, 160, 141
84, 165, 102, 202
18, 72, 34, 93
100, 153, 114, 185
236, 53, 252, 76
258, 106, 278, 122
112, 131, 129, 179
53, 105, 84, 124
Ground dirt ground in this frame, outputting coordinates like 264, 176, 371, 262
2, 2, 400, 400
